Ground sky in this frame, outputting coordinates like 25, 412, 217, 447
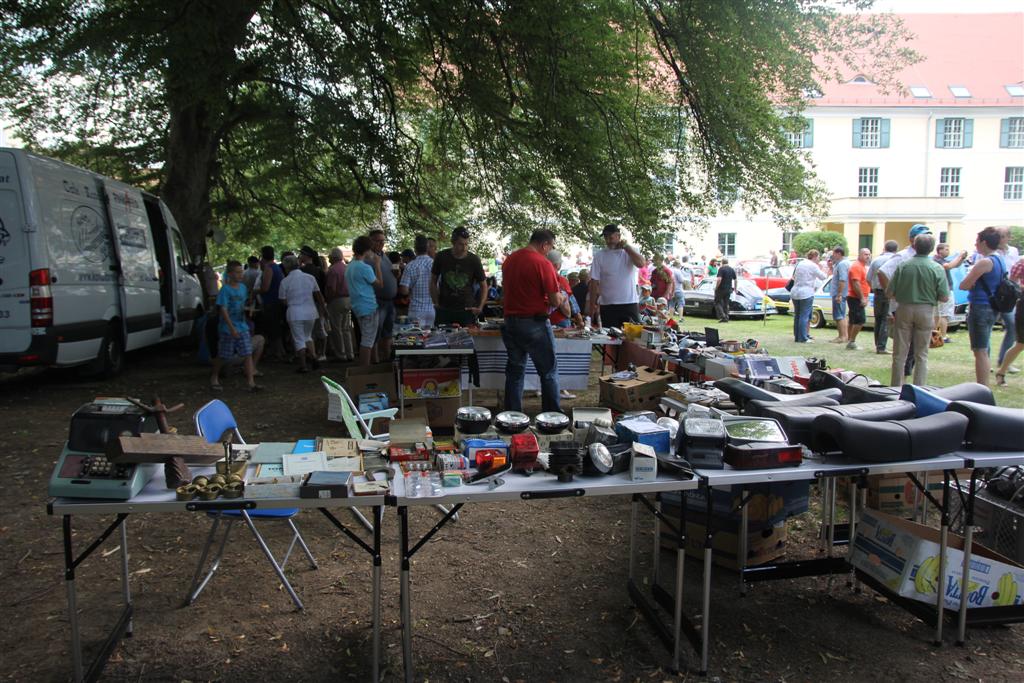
854, 0, 1023, 12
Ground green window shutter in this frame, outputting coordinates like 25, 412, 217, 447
935, 119, 946, 148
852, 118, 862, 147
962, 119, 974, 148
804, 119, 814, 148
1001, 119, 1011, 147
880, 118, 891, 148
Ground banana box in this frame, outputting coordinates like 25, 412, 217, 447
851, 509, 1024, 610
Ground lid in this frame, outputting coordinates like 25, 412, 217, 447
684, 418, 725, 437
535, 411, 570, 427
588, 443, 613, 471
456, 406, 492, 421
495, 411, 530, 427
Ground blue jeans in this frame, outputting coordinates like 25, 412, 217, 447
998, 309, 1017, 364
501, 316, 560, 413
792, 297, 813, 342
968, 303, 998, 352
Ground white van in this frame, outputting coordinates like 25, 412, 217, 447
0, 148, 204, 374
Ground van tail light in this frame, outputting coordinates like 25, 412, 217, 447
30, 268, 53, 327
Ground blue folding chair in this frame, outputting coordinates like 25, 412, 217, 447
187, 399, 317, 610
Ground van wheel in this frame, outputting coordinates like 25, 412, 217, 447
85, 329, 125, 377
810, 309, 825, 328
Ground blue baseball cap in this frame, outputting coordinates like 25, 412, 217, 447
908, 224, 932, 239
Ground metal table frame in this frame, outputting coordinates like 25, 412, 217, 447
675, 450, 1023, 675
393, 469, 700, 682
48, 472, 386, 683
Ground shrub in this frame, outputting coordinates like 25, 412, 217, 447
791, 231, 848, 257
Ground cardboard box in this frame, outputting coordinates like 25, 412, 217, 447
702, 357, 738, 380
662, 481, 810, 532
660, 519, 788, 570
404, 397, 460, 433
401, 367, 461, 399
615, 418, 671, 454
344, 363, 397, 403
358, 391, 389, 413
389, 418, 431, 448
630, 443, 658, 482
851, 508, 1024, 610
599, 366, 673, 412
866, 470, 971, 518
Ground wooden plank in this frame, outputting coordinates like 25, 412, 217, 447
106, 434, 224, 464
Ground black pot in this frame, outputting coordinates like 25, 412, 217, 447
455, 406, 492, 434
495, 411, 530, 435
535, 411, 570, 434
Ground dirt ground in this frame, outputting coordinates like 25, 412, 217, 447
1, 344, 1021, 683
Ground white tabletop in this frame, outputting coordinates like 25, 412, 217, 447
49, 464, 387, 515
958, 450, 1024, 469
393, 466, 699, 506
395, 347, 476, 356
695, 452, 970, 487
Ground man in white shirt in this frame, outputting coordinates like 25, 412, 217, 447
586, 223, 645, 329
278, 255, 329, 373
866, 240, 899, 353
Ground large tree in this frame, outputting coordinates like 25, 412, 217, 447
0, 1, 914, 258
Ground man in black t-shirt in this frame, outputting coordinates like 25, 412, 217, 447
714, 258, 738, 322
431, 225, 487, 326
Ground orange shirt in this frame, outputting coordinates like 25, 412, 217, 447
848, 260, 869, 298
501, 247, 559, 316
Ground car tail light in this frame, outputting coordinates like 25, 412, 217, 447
30, 268, 53, 327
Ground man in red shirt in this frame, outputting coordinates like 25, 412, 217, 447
501, 229, 565, 412
845, 247, 871, 350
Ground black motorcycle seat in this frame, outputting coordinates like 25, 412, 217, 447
810, 412, 968, 461
945, 401, 1024, 451
758, 400, 916, 448
714, 377, 841, 410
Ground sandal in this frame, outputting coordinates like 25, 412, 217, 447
210, 383, 223, 392
995, 372, 1007, 387
248, 384, 264, 392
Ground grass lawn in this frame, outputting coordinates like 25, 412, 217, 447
684, 313, 1024, 409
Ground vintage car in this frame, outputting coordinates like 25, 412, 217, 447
682, 278, 777, 319
736, 260, 794, 291
809, 271, 968, 329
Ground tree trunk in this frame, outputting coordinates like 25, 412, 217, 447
157, 0, 261, 263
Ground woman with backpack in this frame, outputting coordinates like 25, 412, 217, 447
960, 226, 1015, 386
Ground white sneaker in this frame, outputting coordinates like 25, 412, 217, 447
559, 390, 577, 400
845, 341, 858, 350
1009, 365, 1021, 374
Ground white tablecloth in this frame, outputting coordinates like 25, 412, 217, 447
461, 336, 593, 390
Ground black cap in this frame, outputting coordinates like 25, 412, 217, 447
451, 226, 470, 240
601, 223, 620, 237
299, 245, 318, 258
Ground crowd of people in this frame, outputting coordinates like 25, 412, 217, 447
786, 224, 1021, 389
206, 222, 697, 411
206, 221, 1020, 408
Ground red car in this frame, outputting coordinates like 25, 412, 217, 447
736, 261, 794, 291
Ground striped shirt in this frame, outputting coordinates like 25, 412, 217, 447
400, 255, 434, 317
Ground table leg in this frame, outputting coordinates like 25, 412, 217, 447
64, 515, 84, 683
957, 472, 977, 646
700, 476, 713, 676
846, 479, 859, 590
629, 495, 639, 582
672, 506, 686, 674
935, 470, 950, 645
120, 521, 132, 636
826, 478, 836, 559
398, 356, 405, 418
372, 505, 382, 683
738, 491, 749, 596
400, 506, 413, 683
652, 495, 662, 587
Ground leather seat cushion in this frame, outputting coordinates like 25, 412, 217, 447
946, 401, 1024, 451
810, 412, 968, 461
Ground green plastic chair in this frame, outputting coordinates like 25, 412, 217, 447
321, 376, 397, 441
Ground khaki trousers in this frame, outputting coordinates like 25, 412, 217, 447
891, 302, 935, 387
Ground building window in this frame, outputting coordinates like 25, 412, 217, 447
782, 231, 796, 253
852, 117, 889, 148
717, 232, 736, 257
858, 168, 878, 197
910, 86, 932, 98
949, 85, 971, 98
1005, 167, 1024, 201
1007, 84, 1024, 97
1001, 118, 1024, 148
785, 118, 813, 148
939, 167, 961, 197
936, 118, 973, 148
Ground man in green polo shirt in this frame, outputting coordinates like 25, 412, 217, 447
886, 233, 949, 387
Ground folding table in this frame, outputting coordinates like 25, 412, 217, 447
48, 455, 387, 683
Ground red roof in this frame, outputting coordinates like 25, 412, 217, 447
815, 13, 1024, 107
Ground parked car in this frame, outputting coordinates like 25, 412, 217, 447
808, 275, 967, 330
682, 278, 777, 319
736, 261, 794, 291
